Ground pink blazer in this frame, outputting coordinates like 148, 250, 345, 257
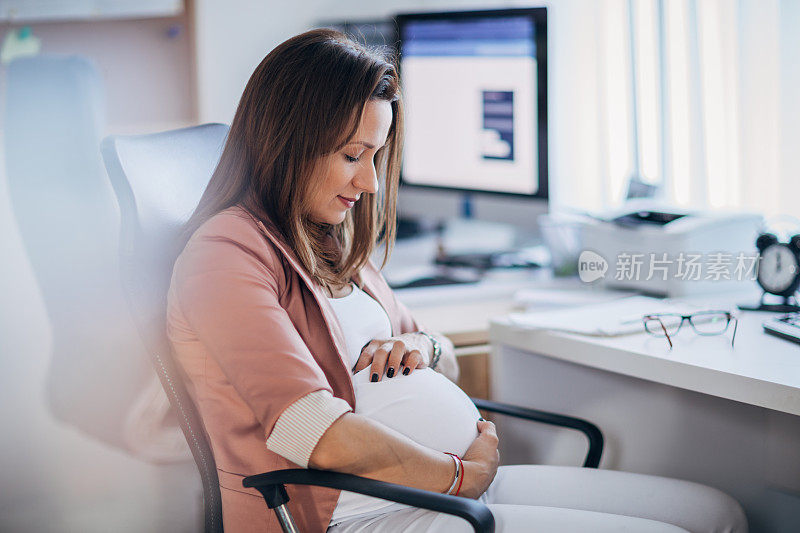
167, 205, 420, 532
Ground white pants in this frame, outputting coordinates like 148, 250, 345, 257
327, 465, 747, 533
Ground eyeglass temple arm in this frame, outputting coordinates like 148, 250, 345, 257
652, 316, 673, 349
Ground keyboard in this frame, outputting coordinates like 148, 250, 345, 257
763, 313, 800, 345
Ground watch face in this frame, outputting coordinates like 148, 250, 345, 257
758, 244, 800, 294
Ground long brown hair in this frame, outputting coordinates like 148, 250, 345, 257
183, 29, 403, 289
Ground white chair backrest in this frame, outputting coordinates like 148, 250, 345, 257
101, 123, 229, 533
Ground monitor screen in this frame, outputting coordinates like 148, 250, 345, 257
397, 8, 547, 199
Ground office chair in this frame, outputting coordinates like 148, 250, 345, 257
102, 124, 604, 533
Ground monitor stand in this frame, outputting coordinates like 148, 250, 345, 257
387, 266, 481, 290
385, 217, 538, 289
434, 249, 542, 270
434, 218, 542, 270
395, 216, 441, 240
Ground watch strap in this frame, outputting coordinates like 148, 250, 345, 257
419, 331, 441, 370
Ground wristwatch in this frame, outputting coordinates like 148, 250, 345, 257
418, 331, 441, 370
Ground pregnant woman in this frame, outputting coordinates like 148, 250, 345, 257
167, 29, 747, 533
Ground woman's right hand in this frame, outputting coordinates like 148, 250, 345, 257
458, 419, 500, 499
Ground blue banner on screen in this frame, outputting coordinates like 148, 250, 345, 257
482, 91, 515, 161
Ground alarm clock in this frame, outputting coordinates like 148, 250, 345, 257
756, 234, 800, 296
744, 233, 800, 312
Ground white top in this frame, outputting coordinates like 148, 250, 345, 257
327, 284, 393, 369
328, 285, 481, 526
266, 283, 482, 527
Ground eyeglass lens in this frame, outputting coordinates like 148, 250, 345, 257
689, 312, 730, 335
644, 314, 683, 336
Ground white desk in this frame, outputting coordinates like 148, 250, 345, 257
489, 297, 800, 533
389, 226, 800, 530
491, 307, 800, 416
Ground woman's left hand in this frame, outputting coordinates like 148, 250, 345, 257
353, 333, 431, 382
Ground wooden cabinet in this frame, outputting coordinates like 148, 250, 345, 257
454, 345, 491, 401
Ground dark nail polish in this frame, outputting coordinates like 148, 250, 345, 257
478, 417, 485, 421
403, 367, 410, 375
387, 367, 395, 378
371, 373, 378, 382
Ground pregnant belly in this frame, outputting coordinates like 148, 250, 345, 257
330, 368, 482, 524
352, 367, 481, 457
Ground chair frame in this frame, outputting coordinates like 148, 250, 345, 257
245, 398, 603, 533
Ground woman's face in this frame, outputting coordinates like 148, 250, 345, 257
308, 100, 393, 225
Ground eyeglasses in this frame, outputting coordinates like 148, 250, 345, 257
642, 311, 738, 349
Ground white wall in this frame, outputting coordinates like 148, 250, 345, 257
194, 0, 532, 125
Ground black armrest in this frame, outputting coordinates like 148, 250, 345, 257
243, 468, 495, 533
471, 397, 604, 468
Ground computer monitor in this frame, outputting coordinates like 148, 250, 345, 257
396, 8, 548, 202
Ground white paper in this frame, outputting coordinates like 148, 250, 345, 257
507, 296, 719, 337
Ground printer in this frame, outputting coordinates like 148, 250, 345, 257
580, 201, 763, 297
